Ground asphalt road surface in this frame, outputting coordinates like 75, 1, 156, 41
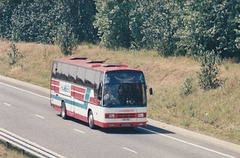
0, 75, 239, 158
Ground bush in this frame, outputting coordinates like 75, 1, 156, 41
7, 42, 20, 65
180, 76, 193, 96
197, 50, 221, 90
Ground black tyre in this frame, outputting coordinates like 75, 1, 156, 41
88, 111, 95, 129
61, 102, 67, 119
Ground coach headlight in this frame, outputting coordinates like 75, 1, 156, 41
106, 114, 115, 118
138, 113, 144, 118
109, 114, 115, 118
138, 113, 146, 118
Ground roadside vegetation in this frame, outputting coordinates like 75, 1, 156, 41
0, 140, 36, 158
0, 40, 240, 145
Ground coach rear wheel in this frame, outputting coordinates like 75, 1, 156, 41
88, 111, 95, 129
61, 102, 67, 119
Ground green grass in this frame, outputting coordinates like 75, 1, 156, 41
0, 40, 240, 144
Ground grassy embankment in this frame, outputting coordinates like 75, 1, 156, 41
0, 40, 240, 145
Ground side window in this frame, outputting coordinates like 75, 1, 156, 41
84, 69, 96, 89
68, 65, 77, 83
52, 61, 57, 78
60, 63, 69, 81
56, 62, 62, 79
95, 72, 103, 104
94, 71, 102, 96
76, 67, 86, 86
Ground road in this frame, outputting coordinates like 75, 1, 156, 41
0, 75, 239, 158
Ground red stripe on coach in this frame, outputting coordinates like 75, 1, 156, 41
72, 86, 86, 93
89, 97, 98, 105
51, 80, 59, 86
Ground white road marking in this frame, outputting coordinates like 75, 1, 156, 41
138, 127, 236, 158
74, 129, 85, 134
123, 147, 137, 154
3, 102, 12, 107
35, 114, 45, 119
0, 82, 49, 100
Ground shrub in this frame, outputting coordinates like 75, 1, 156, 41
197, 50, 221, 90
7, 42, 20, 65
180, 76, 193, 96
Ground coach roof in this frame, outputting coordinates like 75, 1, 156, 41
54, 57, 141, 72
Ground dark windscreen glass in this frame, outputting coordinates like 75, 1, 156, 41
104, 70, 145, 84
103, 71, 146, 106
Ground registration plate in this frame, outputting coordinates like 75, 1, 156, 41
120, 124, 132, 127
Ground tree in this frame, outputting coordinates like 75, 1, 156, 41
53, 0, 97, 44
55, 22, 78, 55
175, 0, 240, 58
11, 0, 55, 42
94, 0, 135, 49
140, 0, 180, 56
2, 0, 97, 45
0, 0, 21, 39
234, 1, 240, 54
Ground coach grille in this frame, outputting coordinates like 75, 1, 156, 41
116, 113, 135, 118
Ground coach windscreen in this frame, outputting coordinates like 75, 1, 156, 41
103, 70, 147, 107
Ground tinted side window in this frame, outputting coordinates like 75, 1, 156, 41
60, 63, 69, 81
52, 61, 57, 78
56, 62, 62, 79
94, 71, 102, 96
85, 69, 96, 89
76, 67, 86, 86
68, 65, 77, 83
95, 72, 103, 104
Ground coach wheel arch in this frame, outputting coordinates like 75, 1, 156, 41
61, 101, 67, 119
88, 109, 95, 129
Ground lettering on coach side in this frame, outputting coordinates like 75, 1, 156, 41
60, 82, 71, 96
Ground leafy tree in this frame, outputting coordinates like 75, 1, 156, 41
234, 2, 240, 52
0, 0, 21, 39
94, 0, 181, 56
94, 0, 135, 49
55, 22, 78, 55
140, 0, 179, 56
74, 0, 98, 43
1, 0, 239, 58
2, 0, 97, 45
52, 0, 97, 44
176, 0, 240, 58
11, 0, 55, 42
128, 0, 147, 49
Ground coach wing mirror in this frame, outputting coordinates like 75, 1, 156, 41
149, 87, 153, 95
